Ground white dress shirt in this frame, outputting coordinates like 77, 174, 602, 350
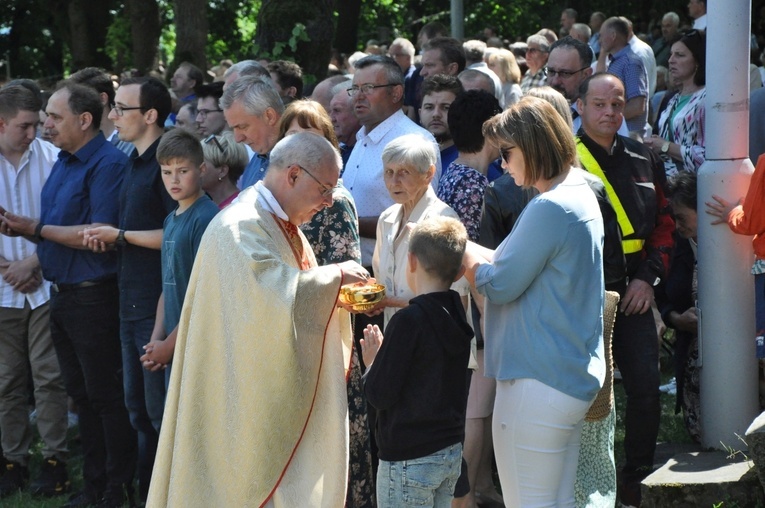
0, 138, 58, 309
343, 109, 442, 266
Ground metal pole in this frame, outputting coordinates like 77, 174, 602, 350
450, 0, 463, 40
698, 0, 759, 449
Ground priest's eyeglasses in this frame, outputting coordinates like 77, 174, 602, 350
296, 165, 333, 197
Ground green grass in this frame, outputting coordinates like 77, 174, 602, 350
0, 426, 84, 508
0, 341, 696, 507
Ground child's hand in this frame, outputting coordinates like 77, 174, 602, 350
360, 324, 383, 367
141, 340, 173, 371
705, 195, 741, 225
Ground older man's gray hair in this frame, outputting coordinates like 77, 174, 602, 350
269, 131, 342, 175
381, 133, 437, 174
526, 34, 551, 53
220, 75, 285, 117
223, 60, 270, 81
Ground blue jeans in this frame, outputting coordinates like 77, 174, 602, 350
120, 317, 166, 501
377, 442, 462, 508
49, 282, 136, 496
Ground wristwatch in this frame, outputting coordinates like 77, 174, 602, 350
660, 141, 670, 154
116, 229, 127, 247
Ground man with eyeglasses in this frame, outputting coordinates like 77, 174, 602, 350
80, 76, 175, 506
0, 81, 137, 508
195, 82, 226, 137
147, 132, 369, 507
520, 34, 550, 93
343, 55, 441, 272
548, 36, 630, 136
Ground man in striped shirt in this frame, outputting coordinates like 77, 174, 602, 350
0, 85, 70, 498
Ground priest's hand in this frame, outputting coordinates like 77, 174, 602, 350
360, 324, 383, 367
338, 260, 372, 286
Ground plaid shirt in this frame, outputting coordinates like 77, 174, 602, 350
520, 68, 547, 93
606, 45, 648, 132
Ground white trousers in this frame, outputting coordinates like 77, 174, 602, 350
493, 378, 591, 508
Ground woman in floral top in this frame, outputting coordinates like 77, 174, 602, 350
437, 90, 502, 241
277, 99, 373, 507
645, 30, 706, 176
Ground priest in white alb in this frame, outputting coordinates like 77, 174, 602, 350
146, 132, 371, 507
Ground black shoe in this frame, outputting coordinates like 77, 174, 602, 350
95, 484, 136, 508
30, 456, 71, 497
62, 488, 102, 508
0, 460, 29, 497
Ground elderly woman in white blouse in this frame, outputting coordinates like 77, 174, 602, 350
371, 133, 467, 327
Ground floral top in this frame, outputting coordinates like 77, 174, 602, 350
658, 87, 706, 176
300, 180, 362, 265
437, 162, 489, 241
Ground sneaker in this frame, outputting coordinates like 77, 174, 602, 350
659, 377, 677, 394
30, 456, 70, 497
0, 460, 29, 497
62, 487, 103, 508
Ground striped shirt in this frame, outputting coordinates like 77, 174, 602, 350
0, 138, 59, 309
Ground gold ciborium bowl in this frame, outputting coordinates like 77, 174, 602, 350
339, 282, 386, 311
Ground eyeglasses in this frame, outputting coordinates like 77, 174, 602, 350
111, 105, 143, 116
500, 146, 516, 164
526, 47, 545, 55
203, 134, 226, 152
545, 66, 590, 78
295, 164, 334, 197
347, 83, 399, 97
197, 108, 223, 118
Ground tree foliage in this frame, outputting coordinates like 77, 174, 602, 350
2, 0, 764, 82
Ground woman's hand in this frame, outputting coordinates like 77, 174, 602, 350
643, 135, 664, 155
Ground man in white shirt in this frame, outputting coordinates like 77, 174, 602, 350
342, 55, 441, 269
0, 85, 69, 498
689, 0, 707, 30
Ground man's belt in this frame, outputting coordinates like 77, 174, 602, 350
51, 276, 116, 293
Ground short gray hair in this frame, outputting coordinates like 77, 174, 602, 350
381, 134, 436, 174
463, 40, 488, 62
331, 80, 353, 97
220, 75, 285, 116
526, 34, 550, 52
223, 60, 270, 80
663, 11, 680, 26
269, 131, 341, 175
390, 38, 415, 57
570, 23, 592, 40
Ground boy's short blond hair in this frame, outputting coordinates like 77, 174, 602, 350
157, 129, 204, 167
409, 216, 467, 284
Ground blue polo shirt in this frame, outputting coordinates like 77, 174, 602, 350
38, 132, 127, 284
239, 153, 270, 190
118, 136, 176, 321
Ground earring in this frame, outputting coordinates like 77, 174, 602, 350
218, 177, 223, 181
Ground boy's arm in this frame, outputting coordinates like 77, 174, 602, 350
142, 326, 177, 371
363, 312, 417, 410
141, 293, 168, 371
360, 324, 383, 367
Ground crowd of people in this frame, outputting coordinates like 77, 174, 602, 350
0, 0, 763, 506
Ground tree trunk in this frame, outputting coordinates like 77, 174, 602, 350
172, 0, 208, 74
127, 0, 160, 76
334, 0, 361, 55
67, 0, 113, 70
255, 0, 335, 84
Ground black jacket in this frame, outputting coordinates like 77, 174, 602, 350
363, 290, 473, 461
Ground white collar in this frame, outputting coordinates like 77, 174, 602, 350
254, 181, 289, 221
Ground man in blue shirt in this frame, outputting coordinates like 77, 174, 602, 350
0, 82, 136, 508
81, 76, 175, 505
221, 75, 284, 189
